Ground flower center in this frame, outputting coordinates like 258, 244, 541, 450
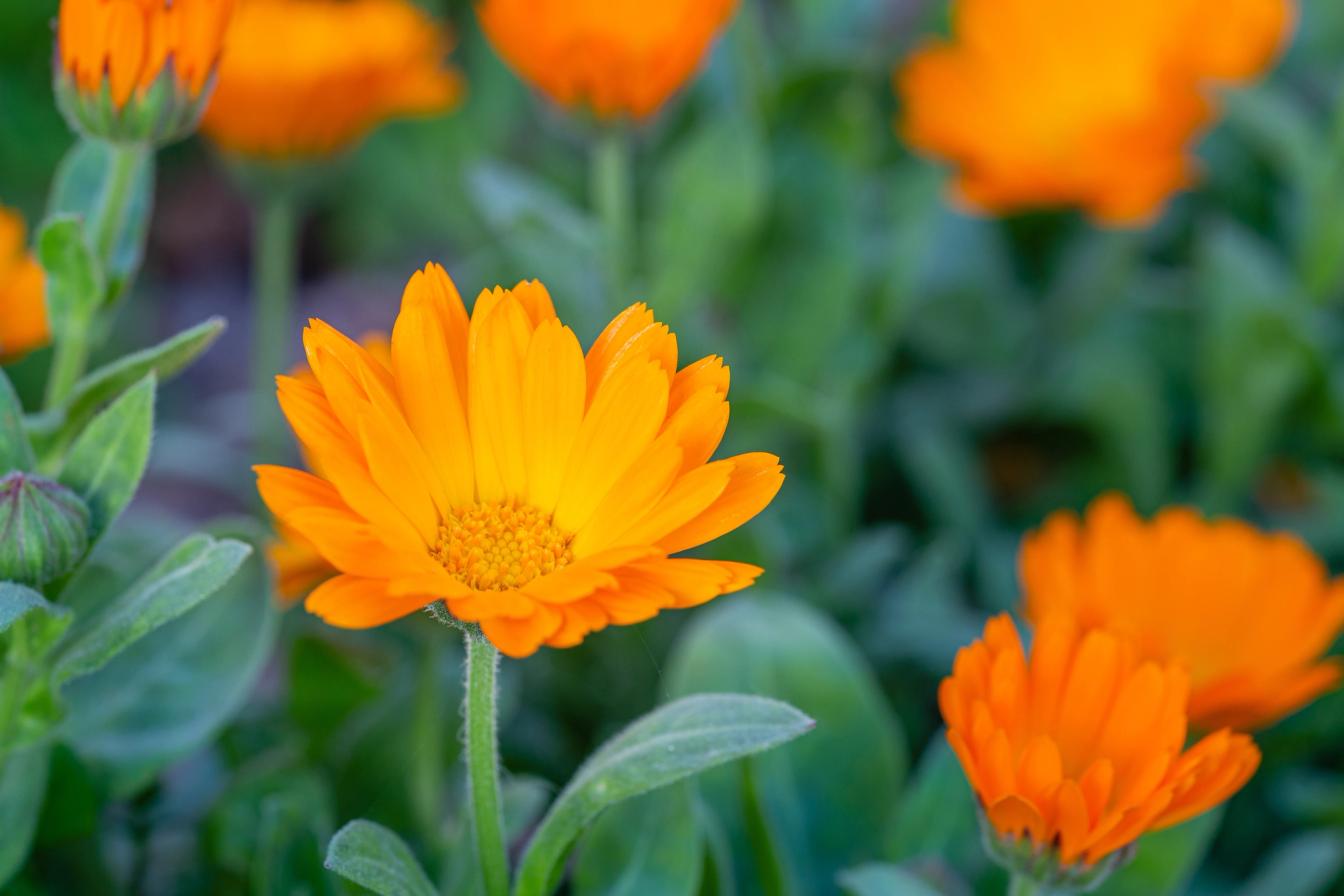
429, 500, 574, 591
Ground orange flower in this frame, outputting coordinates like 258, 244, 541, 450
201, 0, 463, 159
1021, 494, 1344, 731
896, 0, 1294, 224
56, 0, 233, 142
255, 265, 783, 657
941, 614, 1260, 871
265, 333, 390, 605
0, 207, 49, 364
476, 0, 738, 120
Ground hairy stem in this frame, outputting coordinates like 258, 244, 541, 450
465, 628, 509, 896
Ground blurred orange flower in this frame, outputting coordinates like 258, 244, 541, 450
255, 265, 783, 657
941, 614, 1260, 868
1021, 494, 1344, 730
476, 0, 738, 120
201, 0, 463, 158
0, 207, 49, 364
896, 0, 1294, 224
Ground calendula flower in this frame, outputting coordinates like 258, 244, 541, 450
896, 0, 1294, 224
201, 0, 463, 158
941, 614, 1260, 879
266, 333, 390, 605
1021, 494, 1344, 730
0, 206, 49, 363
255, 265, 783, 657
56, 0, 233, 144
476, 0, 738, 120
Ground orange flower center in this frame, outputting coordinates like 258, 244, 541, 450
430, 500, 574, 591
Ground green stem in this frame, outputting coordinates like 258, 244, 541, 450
1008, 874, 1045, 896
410, 633, 446, 846
88, 143, 147, 270
0, 617, 31, 758
464, 629, 509, 896
590, 126, 634, 303
43, 310, 93, 410
251, 192, 298, 459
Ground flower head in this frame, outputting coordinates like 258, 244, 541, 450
255, 265, 783, 657
56, 0, 233, 143
941, 614, 1260, 873
0, 207, 49, 363
201, 0, 463, 159
476, 0, 738, 120
895, 0, 1294, 224
1021, 494, 1344, 730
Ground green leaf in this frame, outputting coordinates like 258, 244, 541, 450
53, 532, 251, 684
514, 694, 814, 896
47, 139, 154, 300
667, 594, 908, 895
56, 373, 154, 544
1093, 810, 1221, 896
0, 371, 33, 472
0, 745, 50, 888
324, 820, 437, 896
888, 738, 979, 872
27, 318, 226, 458
35, 215, 102, 333
0, 583, 72, 656
59, 520, 277, 795
574, 784, 703, 896
1232, 831, 1344, 896
838, 864, 944, 896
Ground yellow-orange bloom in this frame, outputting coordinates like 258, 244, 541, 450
255, 265, 783, 657
1021, 494, 1344, 731
896, 0, 1294, 224
201, 0, 463, 158
476, 0, 738, 120
57, 0, 232, 142
0, 207, 49, 364
941, 614, 1260, 869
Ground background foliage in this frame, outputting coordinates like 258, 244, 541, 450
4, 0, 1344, 893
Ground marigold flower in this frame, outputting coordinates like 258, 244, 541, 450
941, 614, 1260, 873
255, 265, 783, 657
895, 0, 1294, 224
476, 0, 738, 120
200, 0, 463, 159
1021, 494, 1344, 730
56, 0, 233, 143
0, 207, 49, 363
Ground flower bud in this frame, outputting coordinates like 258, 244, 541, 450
54, 0, 234, 145
0, 472, 91, 586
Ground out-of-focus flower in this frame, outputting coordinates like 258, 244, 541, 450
895, 0, 1294, 224
255, 264, 783, 657
1021, 493, 1344, 730
476, 0, 738, 120
266, 333, 390, 605
0, 207, 49, 363
941, 614, 1260, 879
201, 0, 462, 159
56, 0, 233, 144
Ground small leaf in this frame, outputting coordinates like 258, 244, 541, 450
514, 694, 814, 896
36, 215, 103, 331
0, 371, 33, 472
574, 784, 703, 896
53, 533, 251, 683
837, 864, 944, 896
27, 318, 226, 458
0, 582, 73, 656
0, 746, 50, 888
324, 819, 437, 896
56, 373, 154, 544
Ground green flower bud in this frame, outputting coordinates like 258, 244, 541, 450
53, 64, 217, 148
0, 471, 91, 586
978, 807, 1135, 894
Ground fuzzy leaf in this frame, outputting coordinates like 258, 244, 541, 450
36, 214, 102, 331
324, 820, 437, 896
0, 371, 33, 472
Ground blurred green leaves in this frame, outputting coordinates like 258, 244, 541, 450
326, 820, 438, 896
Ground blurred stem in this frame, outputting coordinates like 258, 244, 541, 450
410, 633, 446, 847
591, 125, 634, 302
1008, 875, 1045, 896
89, 143, 147, 270
464, 628, 509, 896
0, 617, 30, 758
740, 758, 791, 896
251, 192, 298, 459
43, 308, 92, 410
